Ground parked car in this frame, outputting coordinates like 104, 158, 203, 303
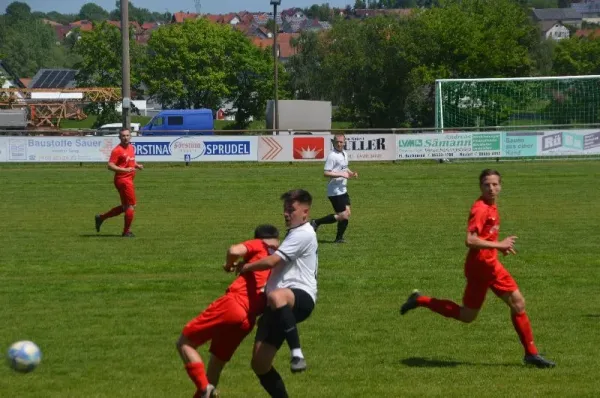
140, 109, 214, 136
96, 122, 141, 136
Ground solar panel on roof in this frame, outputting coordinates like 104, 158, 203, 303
31, 69, 76, 89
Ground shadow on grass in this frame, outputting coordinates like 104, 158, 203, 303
401, 357, 520, 368
79, 234, 123, 238
584, 314, 600, 318
317, 239, 347, 244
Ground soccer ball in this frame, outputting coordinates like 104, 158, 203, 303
7, 341, 41, 373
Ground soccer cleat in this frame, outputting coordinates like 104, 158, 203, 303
95, 215, 103, 233
122, 231, 135, 238
310, 219, 319, 232
194, 384, 219, 398
400, 290, 421, 315
524, 354, 555, 369
290, 356, 307, 373
333, 238, 346, 243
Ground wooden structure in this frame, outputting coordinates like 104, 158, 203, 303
0, 88, 121, 127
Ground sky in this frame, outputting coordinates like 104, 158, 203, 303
1, 0, 353, 15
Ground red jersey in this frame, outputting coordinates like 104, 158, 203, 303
109, 144, 136, 182
465, 197, 500, 272
226, 239, 272, 316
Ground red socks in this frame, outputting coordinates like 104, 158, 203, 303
100, 206, 123, 220
511, 311, 538, 355
123, 207, 134, 234
185, 362, 209, 392
417, 295, 461, 320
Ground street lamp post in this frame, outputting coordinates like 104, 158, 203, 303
270, 0, 281, 134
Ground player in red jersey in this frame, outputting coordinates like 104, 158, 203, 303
400, 169, 555, 368
176, 224, 280, 398
95, 128, 143, 237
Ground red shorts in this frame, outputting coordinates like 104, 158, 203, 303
114, 179, 136, 206
182, 294, 255, 362
462, 263, 519, 310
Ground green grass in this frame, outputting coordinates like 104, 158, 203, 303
1, 161, 599, 397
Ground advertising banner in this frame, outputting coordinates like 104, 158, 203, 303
258, 134, 331, 162
131, 136, 258, 162
0, 136, 119, 162
537, 130, 600, 156
396, 132, 501, 160
502, 131, 540, 157
338, 134, 395, 161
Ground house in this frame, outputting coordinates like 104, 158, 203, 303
531, 8, 583, 40
252, 33, 300, 62
171, 12, 199, 23
0, 60, 27, 89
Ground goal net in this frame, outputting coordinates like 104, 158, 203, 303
435, 76, 600, 130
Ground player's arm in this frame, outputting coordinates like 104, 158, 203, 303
466, 232, 517, 253
135, 163, 144, 170
324, 170, 349, 179
224, 243, 248, 272
239, 253, 284, 274
107, 162, 134, 173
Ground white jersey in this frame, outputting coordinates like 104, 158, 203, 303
324, 149, 349, 197
267, 222, 318, 303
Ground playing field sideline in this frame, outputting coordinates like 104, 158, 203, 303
1, 160, 599, 397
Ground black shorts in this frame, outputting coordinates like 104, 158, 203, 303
328, 193, 351, 213
255, 288, 315, 349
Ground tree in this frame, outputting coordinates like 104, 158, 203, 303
110, 0, 171, 23
73, 22, 144, 126
225, 31, 278, 128
79, 3, 109, 21
0, 14, 71, 76
286, 31, 326, 100
5, 2, 31, 20
141, 19, 277, 126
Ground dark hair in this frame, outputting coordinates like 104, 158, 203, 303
254, 224, 279, 239
479, 169, 502, 184
280, 189, 312, 206
119, 128, 130, 135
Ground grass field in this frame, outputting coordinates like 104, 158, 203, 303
1, 160, 599, 397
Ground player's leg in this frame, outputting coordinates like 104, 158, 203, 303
400, 278, 485, 323
335, 195, 351, 242
493, 269, 555, 368
177, 296, 236, 397
95, 183, 125, 232
252, 312, 288, 398
310, 195, 348, 232
121, 183, 136, 237
207, 312, 253, 387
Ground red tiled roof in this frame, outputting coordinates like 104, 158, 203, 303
20, 78, 32, 87
172, 12, 199, 23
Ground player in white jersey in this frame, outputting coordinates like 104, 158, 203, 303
310, 133, 358, 243
238, 189, 318, 398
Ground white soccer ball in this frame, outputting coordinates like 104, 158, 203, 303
7, 341, 41, 373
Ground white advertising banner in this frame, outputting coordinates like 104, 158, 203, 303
536, 130, 600, 156
396, 132, 502, 160
258, 134, 331, 162
0, 136, 119, 162
340, 134, 395, 161
131, 136, 258, 162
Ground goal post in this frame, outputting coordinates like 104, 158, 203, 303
435, 75, 600, 131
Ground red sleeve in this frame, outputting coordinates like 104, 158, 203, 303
242, 239, 264, 256
109, 147, 120, 164
467, 205, 487, 235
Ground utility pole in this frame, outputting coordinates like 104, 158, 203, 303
271, 0, 281, 134
121, 0, 131, 130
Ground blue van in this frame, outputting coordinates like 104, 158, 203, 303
140, 109, 214, 136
